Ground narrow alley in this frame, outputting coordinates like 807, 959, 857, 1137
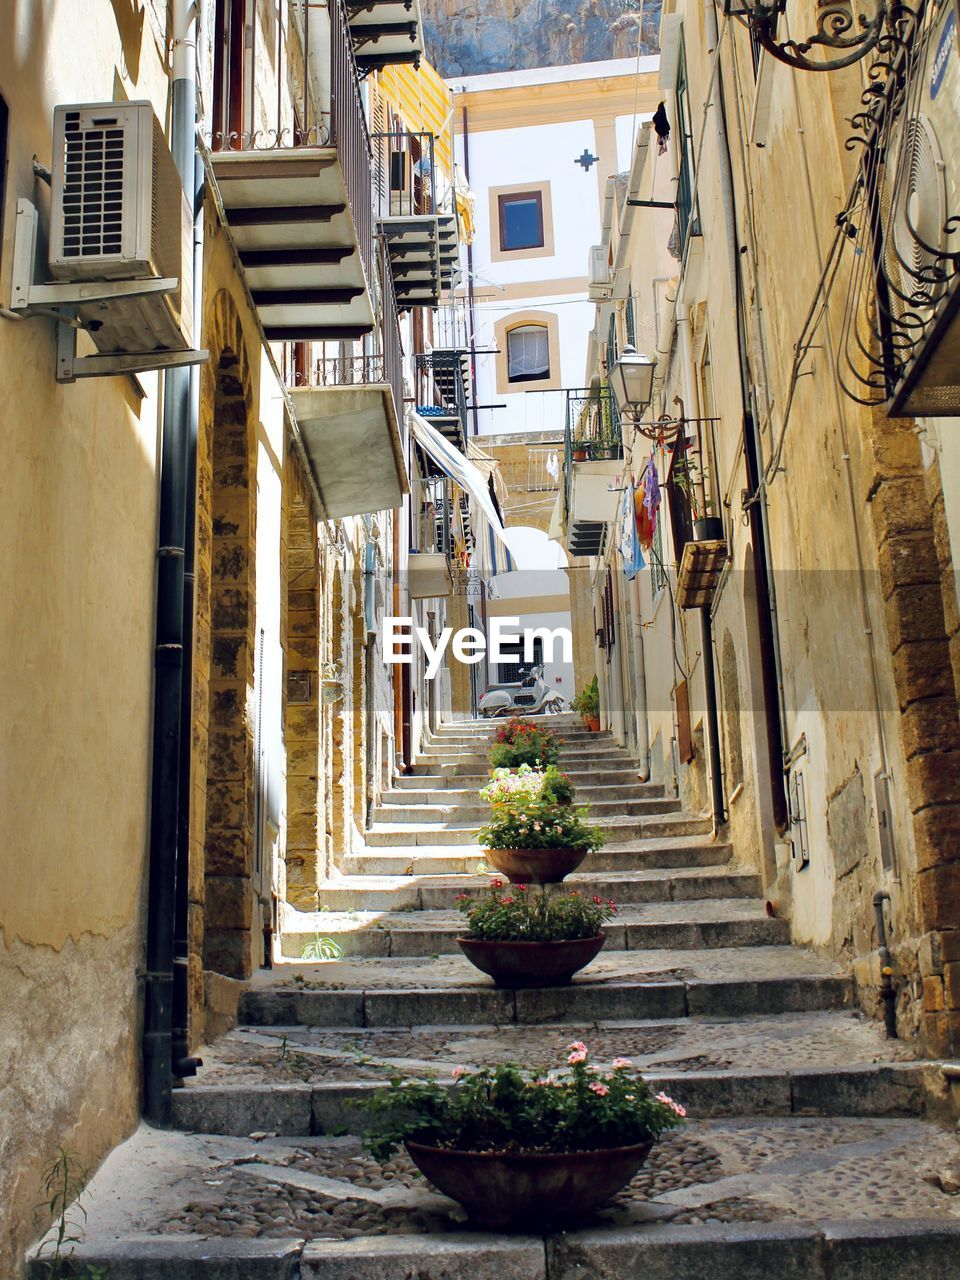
29, 719, 960, 1277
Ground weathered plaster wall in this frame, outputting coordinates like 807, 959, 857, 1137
0, 1, 171, 1270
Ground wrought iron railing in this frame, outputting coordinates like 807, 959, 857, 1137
371, 130, 437, 219
563, 386, 622, 520
331, 0, 374, 294
415, 351, 469, 440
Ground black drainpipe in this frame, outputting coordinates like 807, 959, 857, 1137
710, 15, 788, 832
143, 5, 202, 1126
700, 609, 726, 829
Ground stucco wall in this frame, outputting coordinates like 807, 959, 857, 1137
0, 1, 171, 1270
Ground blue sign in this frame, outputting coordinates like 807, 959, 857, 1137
931, 5, 957, 99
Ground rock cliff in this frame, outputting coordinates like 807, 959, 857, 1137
421, 0, 661, 77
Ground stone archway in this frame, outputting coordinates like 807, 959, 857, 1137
192, 288, 258, 982
281, 459, 322, 911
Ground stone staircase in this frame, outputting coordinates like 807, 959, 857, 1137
30, 717, 960, 1278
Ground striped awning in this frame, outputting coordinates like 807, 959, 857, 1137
378, 59, 454, 176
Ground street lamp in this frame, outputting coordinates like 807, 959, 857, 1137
722, 0, 889, 72
608, 346, 656, 418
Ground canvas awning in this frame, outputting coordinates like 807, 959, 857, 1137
410, 414, 512, 577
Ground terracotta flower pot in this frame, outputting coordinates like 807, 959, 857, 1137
405, 1138, 654, 1230
457, 933, 606, 987
585, 714, 600, 732
484, 845, 588, 884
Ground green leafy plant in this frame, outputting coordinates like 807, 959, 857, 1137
33, 1149, 104, 1280
480, 763, 573, 809
300, 934, 345, 961
477, 765, 604, 853
488, 717, 561, 770
570, 676, 599, 718
457, 881, 616, 942
363, 1045, 685, 1162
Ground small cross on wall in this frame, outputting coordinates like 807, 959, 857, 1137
575, 149, 599, 171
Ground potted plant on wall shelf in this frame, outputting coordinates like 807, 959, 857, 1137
570, 675, 600, 731
476, 764, 605, 884
488, 717, 561, 770
364, 1047, 686, 1231
456, 880, 616, 987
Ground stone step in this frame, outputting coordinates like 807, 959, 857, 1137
363, 814, 712, 846
318, 867, 756, 910
339, 840, 734, 878
172, 1061, 942, 1137
37, 1120, 960, 1280
400, 764, 649, 786
382, 781, 668, 803
417, 747, 641, 768
280, 899, 790, 959
239, 946, 853, 1027
371, 796, 683, 823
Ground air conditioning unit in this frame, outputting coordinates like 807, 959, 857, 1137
883, 0, 960, 415
49, 102, 193, 354
588, 244, 613, 301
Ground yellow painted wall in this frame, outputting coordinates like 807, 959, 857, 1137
0, 2, 170, 1270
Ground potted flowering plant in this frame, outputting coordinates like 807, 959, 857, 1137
570, 675, 600, 731
477, 764, 604, 883
457, 881, 616, 987
488, 717, 561, 770
364, 1045, 686, 1230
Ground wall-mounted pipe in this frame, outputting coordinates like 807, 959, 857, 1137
873, 890, 899, 1039
143, 0, 202, 1127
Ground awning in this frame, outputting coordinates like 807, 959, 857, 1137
378, 59, 454, 178
411, 413, 508, 541
410, 413, 512, 566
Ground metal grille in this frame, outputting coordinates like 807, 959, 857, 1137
60, 111, 125, 258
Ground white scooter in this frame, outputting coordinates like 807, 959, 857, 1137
478, 664, 566, 718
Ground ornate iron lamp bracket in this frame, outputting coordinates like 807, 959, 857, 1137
726, 0, 887, 71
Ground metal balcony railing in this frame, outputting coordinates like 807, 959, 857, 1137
371, 130, 437, 219
331, 0, 374, 294
563, 385, 622, 521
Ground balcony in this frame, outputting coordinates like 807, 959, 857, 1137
288, 262, 407, 518
209, 0, 374, 342
373, 130, 461, 308
563, 387, 623, 558
346, 0, 425, 72
415, 349, 470, 452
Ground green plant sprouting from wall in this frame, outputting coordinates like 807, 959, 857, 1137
33, 1148, 105, 1280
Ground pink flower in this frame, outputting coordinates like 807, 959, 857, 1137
452, 1066, 466, 1081
655, 1091, 687, 1117
589, 1082, 609, 1096
567, 1041, 587, 1052
568, 1049, 588, 1065
612, 1057, 633, 1070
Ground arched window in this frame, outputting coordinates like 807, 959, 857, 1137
507, 324, 550, 383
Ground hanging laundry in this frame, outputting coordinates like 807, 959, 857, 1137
618, 478, 646, 580
635, 454, 661, 550
653, 101, 671, 155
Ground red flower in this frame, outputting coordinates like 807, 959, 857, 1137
501, 896, 515, 905
593, 895, 602, 905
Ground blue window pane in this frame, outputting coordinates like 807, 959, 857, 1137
501, 195, 543, 250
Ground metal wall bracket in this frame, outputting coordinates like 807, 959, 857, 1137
11, 199, 207, 382
56, 321, 208, 383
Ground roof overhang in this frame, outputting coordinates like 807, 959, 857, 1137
346, 0, 425, 69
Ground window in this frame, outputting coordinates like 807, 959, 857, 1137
675, 43, 701, 255
625, 294, 636, 348
212, 0, 253, 146
498, 191, 544, 251
507, 324, 550, 383
489, 182, 554, 261
494, 310, 560, 392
